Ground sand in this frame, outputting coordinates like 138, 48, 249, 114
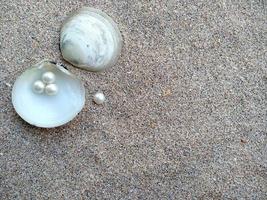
0, 0, 266, 199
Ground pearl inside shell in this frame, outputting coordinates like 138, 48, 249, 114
45, 84, 58, 96
32, 71, 58, 96
42, 71, 56, 84
33, 80, 45, 94
12, 60, 85, 128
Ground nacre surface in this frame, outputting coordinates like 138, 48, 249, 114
12, 60, 85, 128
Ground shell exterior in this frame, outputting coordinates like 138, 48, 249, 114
12, 60, 85, 128
60, 7, 122, 71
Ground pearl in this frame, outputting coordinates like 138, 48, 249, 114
42, 71, 56, 84
33, 80, 45, 94
45, 84, 58, 96
93, 92, 106, 104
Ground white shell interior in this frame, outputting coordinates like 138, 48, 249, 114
60, 7, 122, 71
12, 61, 85, 128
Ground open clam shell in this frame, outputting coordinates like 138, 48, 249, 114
12, 60, 85, 128
60, 7, 122, 71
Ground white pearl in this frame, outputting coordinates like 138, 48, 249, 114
93, 92, 106, 104
33, 80, 45, 94
42, 71, 56, 84
45, 84, 58, 96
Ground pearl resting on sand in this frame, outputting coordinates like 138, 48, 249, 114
93, 91, 106, 104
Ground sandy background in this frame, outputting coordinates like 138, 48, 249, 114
0, 0, 266, 199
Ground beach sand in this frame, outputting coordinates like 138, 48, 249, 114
0, 0, 266, 199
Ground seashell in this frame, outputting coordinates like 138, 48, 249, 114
60, 7, 122, 72
12, 60, 85, 128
